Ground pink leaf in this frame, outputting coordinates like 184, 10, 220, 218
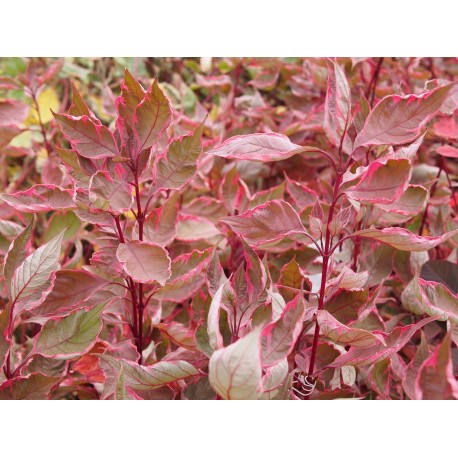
433, 115, 458, 139
154, 248, 212, 302
152, 123, 204, 191
375, 185, 428, 216
133, 192, 179, 246
0, 100, 29, 126
115, 68, 146, 135
418, 278, 458, 325
324, 60, 351, 146
132, 79, 172, 153
261, 295, 305, 367
328, 316, 437, 368
354, 84, 455, 148
345, 159, 411, 204
317, 310, 386, 348
415, 332, 458, 400
156, 322, 198, 351
207, 281, 226, 351
195, 74, 232, 88
116, 240, 171, 286
207, 133, 319, 162
53, 112, 119, 159
0, 184, 76, 212
0, 304, 11, 372
3, 220, 33, 289
10, 231, 65, 317
436, 144, 458, 158
32, 270, 108, 318
353, 227, 458, 252
88, 171, 133, 213
220, 200, 307, 247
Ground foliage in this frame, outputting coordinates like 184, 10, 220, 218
0, 57, 457, 400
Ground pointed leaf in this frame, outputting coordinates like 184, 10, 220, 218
324, 60, 351, 146
261, 295, 305, 367
207, 281, 226, 351
207, 133, 319, 162
152, 123, 204, 191
317, 310, 385, 348
156, 322, 197, 351
354, 84, 454, 148
416, 332, 458, 400
116, 68, 146, 130
0, 185, 76, 212
135, 192, 179, 246
220, 200, 306, 247
88, 171, 133, 213
10, 231, 64, 316
99, 355, 199, 395
53, 112, 119, 159
3, 220, 33, 288
345, 159, 411, 204
328, 316, 437, 368
403, 332, 430, 400
154, 248, 211, 302
0, 304, 11, 371
132, 79, 172, 152
32, 270, 107, 317
353, 227, 458, 252
278, 257, 304, 302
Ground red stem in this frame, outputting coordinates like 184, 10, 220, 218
133, 167, 145, 364
306, 172, 344, 384
113, 214, 139, 354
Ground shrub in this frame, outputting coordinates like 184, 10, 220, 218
0, 57, 457, 399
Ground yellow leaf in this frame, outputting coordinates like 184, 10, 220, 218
26, 87, 60, 125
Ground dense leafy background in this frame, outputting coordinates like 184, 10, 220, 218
0, 57, 457, 400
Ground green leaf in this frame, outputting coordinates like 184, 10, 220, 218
32, 301, 106, 359
10, 230, 65, 316
0, 373, 61, 400
99, 355, 199, 396
3, 219, 33, 289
